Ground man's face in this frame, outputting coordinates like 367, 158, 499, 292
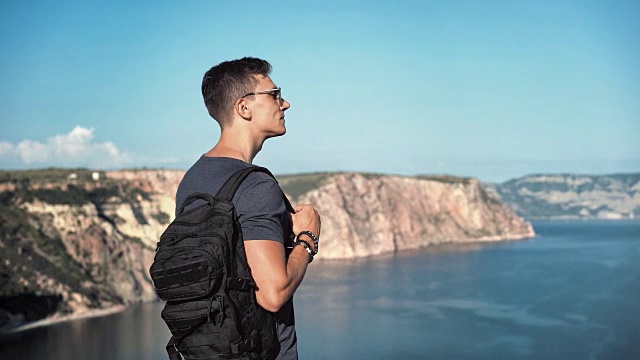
247, 75, 290, 138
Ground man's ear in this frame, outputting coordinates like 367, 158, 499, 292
235, 98, 252, 120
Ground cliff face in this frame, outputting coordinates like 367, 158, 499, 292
488, 173, 640, 220
279, 173, 534, 259
0, 169, 183, 331
0, 169, 533, 331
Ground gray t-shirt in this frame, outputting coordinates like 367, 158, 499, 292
175, 156, 298, 360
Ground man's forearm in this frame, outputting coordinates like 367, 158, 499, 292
245, 240, 311, 312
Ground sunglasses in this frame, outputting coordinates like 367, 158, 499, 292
241, 87, 283, 106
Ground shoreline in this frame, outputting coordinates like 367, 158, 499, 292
1, 305, 126, 335
317, 231, 537, 261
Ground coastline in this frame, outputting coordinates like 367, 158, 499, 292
316, 230, 537, 261
0, 305, 126, 335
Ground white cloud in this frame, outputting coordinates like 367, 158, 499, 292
0, 142, 18, 157
0, 126, 135, 169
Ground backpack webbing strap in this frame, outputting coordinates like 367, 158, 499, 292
230, 336, 259, 354
215, 166, 295, 213
166, 336, 183, 360
227, 277, 253, 291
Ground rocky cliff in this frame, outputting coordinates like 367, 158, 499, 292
0, 169, 183, 332
278, 173, 534, 259
488, 173, 640, 220
0, 169, 533, 331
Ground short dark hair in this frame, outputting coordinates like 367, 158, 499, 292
201, 57, 272, 127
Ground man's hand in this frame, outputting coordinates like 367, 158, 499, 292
291, 204, 321, 251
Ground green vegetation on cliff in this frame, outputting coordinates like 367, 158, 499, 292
415, 174, 474, 185
278, 172, 332, 200
0, 204, 100, 300
0, 168, 103, 183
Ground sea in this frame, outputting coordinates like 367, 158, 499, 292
0, 220, 638, 360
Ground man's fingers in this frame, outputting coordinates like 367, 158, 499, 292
293, 204, 311, 212
292, 204, 320, 235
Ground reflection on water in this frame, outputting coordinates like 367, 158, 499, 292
0, 302, 171, 360
1, 221, 639, 360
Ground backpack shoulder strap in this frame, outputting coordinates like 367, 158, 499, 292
215, 166, 295, 213
176, 193, 216, 215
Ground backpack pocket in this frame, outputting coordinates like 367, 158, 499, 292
151, 235, 227, 302
162, 296, 245, 359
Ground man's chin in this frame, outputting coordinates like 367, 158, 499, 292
277, 122, 286, 136
266, 128, 286, 139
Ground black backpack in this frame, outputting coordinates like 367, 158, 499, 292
150, 166, 294, 360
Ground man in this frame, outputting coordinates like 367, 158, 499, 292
175, 57, 321, 359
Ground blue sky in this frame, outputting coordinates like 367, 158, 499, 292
1, 0, 638, 182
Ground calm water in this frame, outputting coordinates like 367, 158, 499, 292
1, 221, 638, 359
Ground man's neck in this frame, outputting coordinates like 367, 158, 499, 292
205, 130, 264, 164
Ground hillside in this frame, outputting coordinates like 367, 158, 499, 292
488, 173, 640, 220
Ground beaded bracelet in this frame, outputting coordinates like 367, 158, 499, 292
295, 239, 315, 263
297, 230, 319, 253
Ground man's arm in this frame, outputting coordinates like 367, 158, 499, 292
245, 204, 320, 313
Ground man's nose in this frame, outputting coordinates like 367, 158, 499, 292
281, 99, 291, 110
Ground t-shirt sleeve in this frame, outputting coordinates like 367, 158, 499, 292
236, 174, 286, 243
